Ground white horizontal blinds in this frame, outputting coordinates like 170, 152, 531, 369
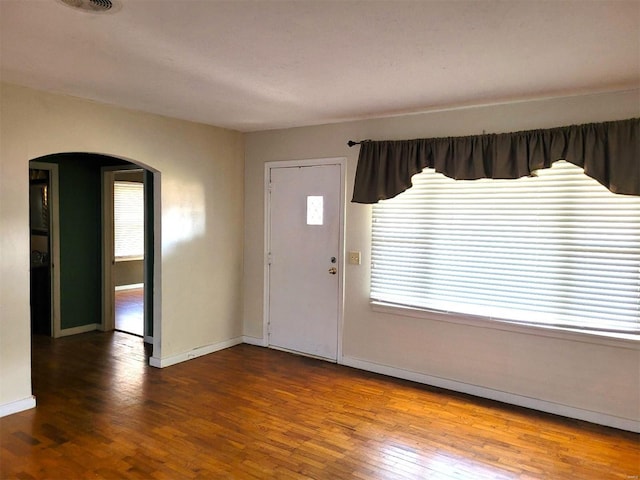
114, 181, 144, 259
371, 161, 640, 334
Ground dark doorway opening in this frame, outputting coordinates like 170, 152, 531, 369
29, 168, 52, 336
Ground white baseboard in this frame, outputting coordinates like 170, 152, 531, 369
341, 355, 640, 433
58, 323, 99, 337
115, 283, 144, 291
149, 336, 243, 368
0, 396, 36, 418
242, 335, 267, 347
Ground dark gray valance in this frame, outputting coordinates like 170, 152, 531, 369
351, 118, 640, 203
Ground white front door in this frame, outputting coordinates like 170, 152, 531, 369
267, 162, 342, 360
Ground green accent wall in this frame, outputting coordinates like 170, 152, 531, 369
58, 155, 102, 328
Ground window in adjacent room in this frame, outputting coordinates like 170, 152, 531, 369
370, 161, 640, 335
114, 181, 144, 260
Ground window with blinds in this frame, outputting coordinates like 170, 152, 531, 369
371, 161, 640, 335
114, 181, 144, 260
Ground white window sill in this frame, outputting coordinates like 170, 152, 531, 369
115, 256, 144, 262
371, 301, 640, 350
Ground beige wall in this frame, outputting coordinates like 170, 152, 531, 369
0, 83, 244, 412
244, 90, 640, 431
114, 260, 144, 287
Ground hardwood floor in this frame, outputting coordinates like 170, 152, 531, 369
1, 332, 638, 479
115, 287, 144, 337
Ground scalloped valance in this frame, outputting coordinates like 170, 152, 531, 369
352, 118, 639, 203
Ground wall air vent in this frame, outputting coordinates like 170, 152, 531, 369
57, 0, 122, 14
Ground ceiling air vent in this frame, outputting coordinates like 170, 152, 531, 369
57, 0, 122, 14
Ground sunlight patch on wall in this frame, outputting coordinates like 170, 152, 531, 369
162, 180, 206, 255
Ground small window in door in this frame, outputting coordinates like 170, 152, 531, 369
306, 196, 323, 225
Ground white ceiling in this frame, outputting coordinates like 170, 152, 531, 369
1, 0, 638, 132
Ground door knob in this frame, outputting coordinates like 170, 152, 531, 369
328, 267, 337, 275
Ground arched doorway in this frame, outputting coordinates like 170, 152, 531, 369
28, 153, 159, 353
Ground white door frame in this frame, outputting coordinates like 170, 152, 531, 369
29, 162, 61, 338
102, 168, 116, 333
101, 165, 148, 338
263, 157, 346, 362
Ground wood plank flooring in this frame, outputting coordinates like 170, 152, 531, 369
115, 287, 144, 337
1, 332, 638, 479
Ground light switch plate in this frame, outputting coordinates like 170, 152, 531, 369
348, 251, 361, 265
